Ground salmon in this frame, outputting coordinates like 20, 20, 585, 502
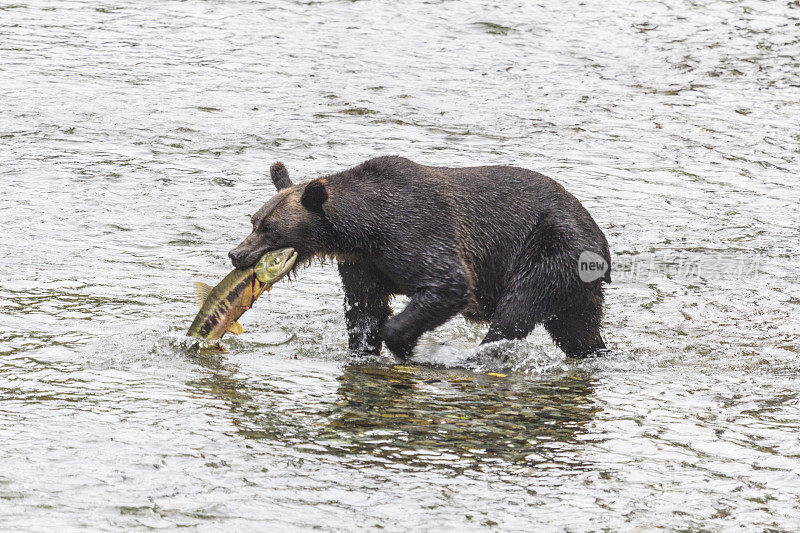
187, 248, 297, 342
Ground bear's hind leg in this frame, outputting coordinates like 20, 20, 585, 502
481, 285, 551, 345
338, 261, 393, 355
543, 293, 606, 358
480, 224, 570, 346
481, 278, 606, 358
481, 217, 608, 358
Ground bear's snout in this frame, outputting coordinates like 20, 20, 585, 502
229, 245, 265, 269
229, 231, 271, 269
228, 248, 246, 267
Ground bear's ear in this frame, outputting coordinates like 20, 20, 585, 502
301, 179, 329, 213
270, 162, 293, 191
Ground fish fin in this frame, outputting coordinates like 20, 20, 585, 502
226, 322, 243, 335
193, 282, 214, 307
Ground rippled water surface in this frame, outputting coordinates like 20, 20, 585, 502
2, 0, 800, 530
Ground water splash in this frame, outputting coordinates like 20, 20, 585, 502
418, 339, 568, 374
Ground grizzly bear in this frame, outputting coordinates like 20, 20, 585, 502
228, 156, 611, 358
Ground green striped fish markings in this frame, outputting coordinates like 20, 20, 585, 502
187, 248, 297, 343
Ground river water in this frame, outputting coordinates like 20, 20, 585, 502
2, 0, 800, 530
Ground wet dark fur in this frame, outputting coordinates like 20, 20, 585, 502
229, 156, 611, 358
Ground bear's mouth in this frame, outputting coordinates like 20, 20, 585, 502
240, 246, 313, 269
230, 248, 266, 269
230, 242, 322, 283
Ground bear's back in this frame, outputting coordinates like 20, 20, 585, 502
327, 155, 607, 265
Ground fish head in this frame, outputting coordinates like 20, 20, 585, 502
254, 247, 298, 283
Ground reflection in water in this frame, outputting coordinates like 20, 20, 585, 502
188, 352, 598, 472
322, 365, 598, 470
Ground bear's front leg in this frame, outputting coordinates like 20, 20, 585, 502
381, 281, 469, 358
338, 262, 393, 355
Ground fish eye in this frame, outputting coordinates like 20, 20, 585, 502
272, 257, 281, 265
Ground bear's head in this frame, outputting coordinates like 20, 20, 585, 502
228, 162, 332, 270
